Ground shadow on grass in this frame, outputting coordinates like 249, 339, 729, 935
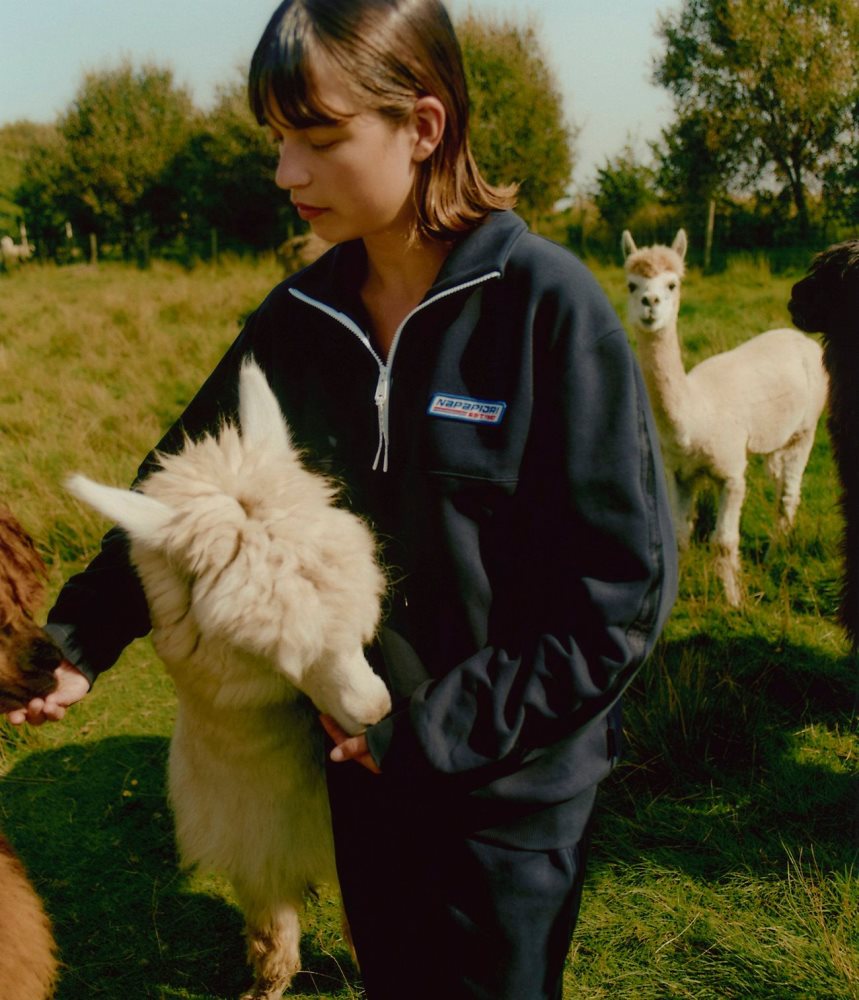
0, 736, 358, 1000
597, 632, 858, 880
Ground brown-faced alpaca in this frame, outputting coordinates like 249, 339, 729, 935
69, 361, 391, 1000
623, 229, 828, 605
0, 508, 62, 999
789, 239, 859, 648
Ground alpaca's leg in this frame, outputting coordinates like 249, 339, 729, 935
242, 908, 302, 1000
234, 890, 303, 1000
668, 474, 696, 550
712, 474, 746, 606
768, 430, 816, 530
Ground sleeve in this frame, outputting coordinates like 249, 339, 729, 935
366, 301, 678, 777
45, 315, 261, 682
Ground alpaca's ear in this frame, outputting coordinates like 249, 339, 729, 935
621, 230, 637, 259
67, 475, 173, 542
238, 360, 294, 455
672, 229, 688, 261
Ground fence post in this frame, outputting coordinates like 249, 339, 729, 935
704, 198, 716, 272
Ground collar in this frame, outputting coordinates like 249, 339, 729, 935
288, 210, 528, 314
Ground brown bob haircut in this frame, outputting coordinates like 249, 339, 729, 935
248, 0, 517, 242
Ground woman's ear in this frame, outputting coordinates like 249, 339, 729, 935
411, 96, 445, 162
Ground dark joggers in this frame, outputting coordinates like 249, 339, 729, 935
326, 759, 597, 1000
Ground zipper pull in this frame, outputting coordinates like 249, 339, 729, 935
373, 367, 390, 472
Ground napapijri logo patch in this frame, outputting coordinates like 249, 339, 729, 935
427, 393, 507, 425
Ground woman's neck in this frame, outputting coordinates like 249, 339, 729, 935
360, 232, 451, 359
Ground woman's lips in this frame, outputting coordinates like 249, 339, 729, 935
294, 203, 327, 221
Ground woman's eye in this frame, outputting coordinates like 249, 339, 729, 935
307, 133, 341, 151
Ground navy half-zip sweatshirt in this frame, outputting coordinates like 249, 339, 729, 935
48, 211, 677, 847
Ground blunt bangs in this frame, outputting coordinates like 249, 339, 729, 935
249, 4, 345, 128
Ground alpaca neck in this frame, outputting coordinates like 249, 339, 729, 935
635, 318, 695, 439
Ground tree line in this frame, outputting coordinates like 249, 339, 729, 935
1, 1, 857, 268
1, 14, 571, 266
592, 0, 858, 263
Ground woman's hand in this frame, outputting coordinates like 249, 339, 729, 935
4, 662, 91, 726
319, 714, 381, 774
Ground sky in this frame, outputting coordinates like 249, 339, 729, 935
0, 0, 679, 191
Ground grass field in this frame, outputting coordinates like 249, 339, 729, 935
0, 253, 856, 999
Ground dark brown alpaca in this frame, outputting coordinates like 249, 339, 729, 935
0, 836, 59, 999
0, 506, 63, 711
0, 506, 62, 998
789, 240, 859, 648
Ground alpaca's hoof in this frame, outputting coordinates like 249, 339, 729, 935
721, 578, 743, 607
239, 978, 289, 1000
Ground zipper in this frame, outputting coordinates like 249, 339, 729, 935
289, 270, 501, 472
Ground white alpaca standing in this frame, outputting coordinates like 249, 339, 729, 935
0, 235, 33, 269
68, 361, 391, 1000
622, 229, 828, 605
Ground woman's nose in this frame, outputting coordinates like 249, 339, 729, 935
274, 143, 311, 191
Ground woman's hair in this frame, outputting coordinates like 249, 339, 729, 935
248, 0, 517, 242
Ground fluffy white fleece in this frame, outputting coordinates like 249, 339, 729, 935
623, 229, 828, 606
69, 361, 390, 999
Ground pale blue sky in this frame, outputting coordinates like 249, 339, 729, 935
1, 1, 679, 190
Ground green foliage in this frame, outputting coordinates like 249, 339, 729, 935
652, 110, 744, 253
13, 63, 298, 262
592, 144, 658, 239
0, 258, 856, 998
0, 121, 55, 236
824, 117, 859, 226
59, 61, 197, 246
14, 125, 75, 258
654, 0, 859, 235
156, 80, 298, 256
458, 13, 576, 220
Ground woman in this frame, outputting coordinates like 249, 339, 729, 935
10, 2, 677, 996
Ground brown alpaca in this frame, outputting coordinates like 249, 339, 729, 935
789, 240, 859, 649
0, 506, 62, 997
0, 506, 63, 711
0, 835, 59, 999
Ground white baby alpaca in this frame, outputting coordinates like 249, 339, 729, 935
69, 361, 390, 1000
622, 229, 828, 605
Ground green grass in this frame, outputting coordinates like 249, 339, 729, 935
1, 254, 856, 999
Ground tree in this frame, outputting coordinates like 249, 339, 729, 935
653, 111, 744, 267
654, 0, 859, 236
58, 61, 196, 252
457, 14, 576, 221
0, 121, 56, 237
14, 126, 79, 258
155, 79, 298, 257
201, 80, 295, 250
593, 144, 657, 237
823, 107, 859, 227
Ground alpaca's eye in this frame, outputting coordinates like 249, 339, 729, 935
627, 282, 637, 293
668, 281, 677, 291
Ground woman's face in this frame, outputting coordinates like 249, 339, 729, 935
268, 62, 424, 246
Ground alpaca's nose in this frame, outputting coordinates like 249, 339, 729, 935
642, 294, 659, 307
